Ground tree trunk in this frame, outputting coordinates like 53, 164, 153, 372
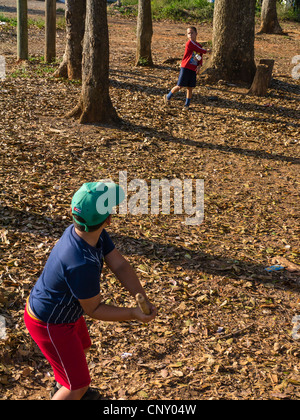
54, 0, 86, 79
258, 0, 283, 34
135, 0, 153, 66
68, 0, 119, 124
17, 0, 28, 61
45, 0, 56, 62
203, 0, 256, 84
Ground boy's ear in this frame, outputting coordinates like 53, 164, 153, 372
106, 214, 112, 226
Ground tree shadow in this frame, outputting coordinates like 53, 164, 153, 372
120, 120, 300, 165
1, 205, 299, 292
112, 231, 300, 290
271, 78, 300, 96
192, 94, 300, 128
110, 70, 300, 128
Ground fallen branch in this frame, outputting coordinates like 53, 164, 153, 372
218, 323, 254, 340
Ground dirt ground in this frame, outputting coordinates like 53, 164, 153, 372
0, 2, 300, 400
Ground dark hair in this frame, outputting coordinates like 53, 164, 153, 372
187, 26, 197, 33
72, 214, 108, 232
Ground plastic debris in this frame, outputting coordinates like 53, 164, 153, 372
264, 265, 285, 272
121, 352, 133, 358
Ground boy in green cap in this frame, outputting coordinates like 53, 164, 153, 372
24, 181, 157, 400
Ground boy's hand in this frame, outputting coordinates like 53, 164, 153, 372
132, 304, 157, 323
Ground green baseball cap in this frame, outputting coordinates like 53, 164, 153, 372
71, 181, 125, 231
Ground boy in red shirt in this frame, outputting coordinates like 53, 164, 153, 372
164, 26, 207, 110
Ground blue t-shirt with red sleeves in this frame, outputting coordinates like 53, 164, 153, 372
29, 225, 115, 324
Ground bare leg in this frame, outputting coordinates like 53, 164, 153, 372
51, 385, 89, 400
186, 87, 193, 99
171, 85, 182, 95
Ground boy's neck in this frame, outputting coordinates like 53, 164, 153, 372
74, 227, 103, 248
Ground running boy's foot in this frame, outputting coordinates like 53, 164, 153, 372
182, 105, 190, 111
164, 94, 170, 105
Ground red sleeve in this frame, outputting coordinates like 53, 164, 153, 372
190, 40, 207, 54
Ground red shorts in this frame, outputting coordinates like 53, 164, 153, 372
24, 304, 91, 390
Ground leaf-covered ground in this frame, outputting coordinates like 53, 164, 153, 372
0, 7, 300, 400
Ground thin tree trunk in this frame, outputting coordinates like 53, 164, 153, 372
17, 0, 28, 61
54, 0, 86, 79
45, 0, 56, 62
258, 0, 283, 34
136, 0, 153, 66
68, 0, 119, 124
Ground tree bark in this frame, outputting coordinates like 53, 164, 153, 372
259, 58, 274, 86
203, 0, 256, 84
247, 59, 274, 96
68, 0, 119, 124
45, 0, 56, 62
135, 0, 153, 66
17, 0, 28, 61
258, 0, 283, 34
247, 64, 270, 95
54, 0, 86, 79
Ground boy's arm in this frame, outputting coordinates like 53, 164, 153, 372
79, 293, 137, 322
104, 248, 153, 308
78, 249, 157, 322
189, 40, 207, 54
78, 290, 156, 323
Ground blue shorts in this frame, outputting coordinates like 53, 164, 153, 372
177, 67, 196, 88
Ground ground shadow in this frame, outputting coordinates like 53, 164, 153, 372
110, 70, 300, 134
120, 120, 300, 165
1, 205, 299, 292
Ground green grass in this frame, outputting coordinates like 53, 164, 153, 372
277, 3, 300, 22
255, 0, 300, 21
9, 56, 59, 79
0, 13, 17, 26
151, 0, 214, 21
112, 0, 300, 22
0, 13, 66, 29
111, 0, 214, 22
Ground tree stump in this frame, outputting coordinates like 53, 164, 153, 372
247, 59, 274, 96
259, 59, 274, 87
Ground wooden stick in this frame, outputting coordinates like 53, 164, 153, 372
135, 293, 151, 315
219, 323, 254, 340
